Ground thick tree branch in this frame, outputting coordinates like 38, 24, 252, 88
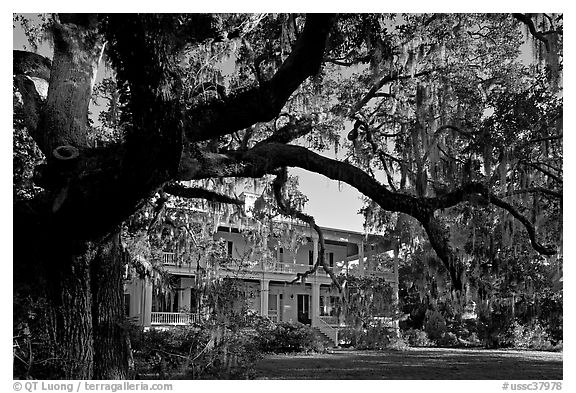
13, 50, 52, 151
513, 13, 551, 52
426, 182, 556, 255
349, 69, 434, 116
163, 183, 243, 205
520, 160, 563, 183
503, 187, 562, 200
524, 133, 563, 144
177, 141, 557, 264
185, 14, 334, 143
255, 118, 314, 146
13, 50, 52, 80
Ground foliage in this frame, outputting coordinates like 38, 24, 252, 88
338, 274, 396, 328
129, 323, 262, 379
13, 295, 60, 379
255, 320, 324, 354
423, 309, 447, 341
508, 320, 556, 350
338, 323, 396, 350
402, 328, 434, 347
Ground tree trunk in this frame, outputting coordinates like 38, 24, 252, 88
91, 228, 129, 379
45, 238, 96, 379
41, 227, 129, 380
421, 214, 464, 292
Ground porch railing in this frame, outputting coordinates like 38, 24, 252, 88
151, 312, 199, 326
318, 315, 339, 326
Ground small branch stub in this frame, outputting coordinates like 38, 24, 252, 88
53, 145, 80, 161
52, 145, 80, 169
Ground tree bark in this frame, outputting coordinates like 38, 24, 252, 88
91, 228, 129, 379
45, 237, 96, 379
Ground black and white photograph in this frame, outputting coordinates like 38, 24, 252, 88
11, 10, 563, 385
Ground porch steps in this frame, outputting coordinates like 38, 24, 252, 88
313, 327, 339, 348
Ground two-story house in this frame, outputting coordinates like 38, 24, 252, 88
123, 192, 399, 344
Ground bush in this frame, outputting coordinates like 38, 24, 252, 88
131, 323, 262, 379
508, 321, 555, 351
437, 332, 460, 347
403, 328, 433, 347
387, 336, 410, 351
337, 324, 395, 350
255, 321, 320, 353
424, 309, 447, 341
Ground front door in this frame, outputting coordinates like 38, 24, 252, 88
297, 294, 311, 325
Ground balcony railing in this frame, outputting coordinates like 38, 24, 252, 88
151, 312, 199, 326
161, 253, 394, 279
162, 252, 176, 266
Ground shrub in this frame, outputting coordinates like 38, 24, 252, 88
337, 327, 361, 347
130, 323, 262, 379
437, 332, 460, 347
403, 328, 433, 347
509, 320, 555, 351
387, 336, 410, 351
358, 324, 394, 349
337, 324, 395, 350
424, 309, 447, 341
255, 321, 320, 353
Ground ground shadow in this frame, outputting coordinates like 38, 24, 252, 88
253, 347, 563, 379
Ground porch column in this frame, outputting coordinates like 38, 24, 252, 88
393, 248, 400, 336
358, 240, 365, 277
260, 279, 270, 317
366, 250, 372, 273
311, 282, 320, 327
312, 237, 318, 268
142, 278, 153, 327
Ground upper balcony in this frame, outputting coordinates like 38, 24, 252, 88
160, 252, 395, 283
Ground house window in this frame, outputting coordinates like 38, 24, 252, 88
227, 241, 233, 257
329, 296, 339, 317
124, 294, 130, 316
320, 296, 327, 316
329, 252, 334, 267
279, 247, 284, 263
268, 294, 278, 322
308, 250, 314, 265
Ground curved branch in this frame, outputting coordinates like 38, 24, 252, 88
187, 14, 334, 143
271, 168, 342, 291
13, 50, 52, 150
349, 69, 434, 116
163, 183, 243, 205
427, 182, 556, 255
13, 50, 52, 80
503, 187, 562, 200
513, 13, 551, 51
177, 143, 556, 291
520, 160, 562, 184
255, 118, 314, 146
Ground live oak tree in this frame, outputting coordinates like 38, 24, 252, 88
13, 13, 562, 379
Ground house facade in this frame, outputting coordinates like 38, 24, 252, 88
124, 192, 399, 343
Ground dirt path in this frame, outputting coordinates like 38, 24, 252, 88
253, 347, 563, 379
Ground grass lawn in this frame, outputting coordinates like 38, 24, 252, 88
253, 347, 562, 380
